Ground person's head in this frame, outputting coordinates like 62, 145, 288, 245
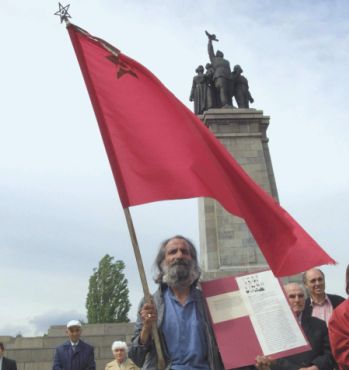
111, 341, 127, 364
233, 64, 243, 74
346, 264, 349, 295
284, 283, 306, 316
303, 268, 325, 297
0, 342, 4, 358
205, 63, 212, 70
154, 235, 200, 289
66, 320, 82, 343
195, 65, 204, 74
216, 50, 224, 58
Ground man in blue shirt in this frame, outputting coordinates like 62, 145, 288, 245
129, 235, 224, 370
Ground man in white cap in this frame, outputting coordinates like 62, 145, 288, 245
52, 320, 95, 370
105, 341, 139, 370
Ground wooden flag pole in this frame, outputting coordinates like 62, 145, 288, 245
123, 207, 166, 370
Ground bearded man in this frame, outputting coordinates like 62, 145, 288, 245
128, 235, 224, 370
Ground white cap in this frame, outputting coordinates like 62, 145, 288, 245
66, 320, 82, 328
111, 341, 127, 351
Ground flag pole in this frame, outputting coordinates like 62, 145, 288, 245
55, 6, 165, 366
123, 207, 166, 370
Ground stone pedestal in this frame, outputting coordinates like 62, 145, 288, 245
199, 108, 279, 280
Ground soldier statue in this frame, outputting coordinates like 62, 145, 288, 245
232, 64, 254, 108
189, 31, 255, 114
206, 31, 232, 108
189, 65, 207, 115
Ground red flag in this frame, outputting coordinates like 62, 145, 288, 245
67, 23, 335, 277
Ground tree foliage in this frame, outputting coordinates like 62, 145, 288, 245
86, 255, 130, 323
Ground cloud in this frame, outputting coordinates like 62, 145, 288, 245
0, 0, 348, 337
29, 310, 86, 335
0, 310, 86, 337
0, 323, 32, 338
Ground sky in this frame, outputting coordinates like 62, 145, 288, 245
1, 0, 348, 336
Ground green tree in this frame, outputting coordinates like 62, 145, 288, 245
86, 255, 131, 323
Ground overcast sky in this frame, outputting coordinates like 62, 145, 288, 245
1, 0, 348, 336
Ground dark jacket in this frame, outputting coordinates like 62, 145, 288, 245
52, 340, 95, 370
128, 285, 224, 370
2, 357, 17, 370
271, 315, 335, 370
304, 293, 345, 319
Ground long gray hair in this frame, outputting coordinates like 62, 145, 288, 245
153, 235, 200, 285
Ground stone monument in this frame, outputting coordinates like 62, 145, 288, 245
198, 108, 278, 280
191, 32, 280, 280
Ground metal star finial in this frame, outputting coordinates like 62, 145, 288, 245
54, 3, 71, 24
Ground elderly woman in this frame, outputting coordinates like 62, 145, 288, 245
105, 341, 139, 370
328, 265, 349, 370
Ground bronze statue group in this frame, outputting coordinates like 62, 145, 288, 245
190, 31, 254, 115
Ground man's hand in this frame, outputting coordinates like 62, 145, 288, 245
255, 355, 274, 370
139, 302, 157, 345
205, 30, 218, 42
140, 302, 157, 327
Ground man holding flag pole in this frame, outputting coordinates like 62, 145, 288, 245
128, 235, 224, 369
56, 3, 335, 369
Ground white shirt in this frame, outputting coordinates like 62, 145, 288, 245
310, 295, 333, 325
0, 356, 3, 370
70, 340, 80, 351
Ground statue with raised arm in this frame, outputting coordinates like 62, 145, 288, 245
232, 64, 254, 108
206, 30, 232, 107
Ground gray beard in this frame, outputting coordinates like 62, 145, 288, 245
162, 259, 200, 289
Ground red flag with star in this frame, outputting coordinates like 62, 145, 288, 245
67, 23, 335, 277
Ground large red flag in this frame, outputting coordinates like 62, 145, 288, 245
67, 23, 335, 277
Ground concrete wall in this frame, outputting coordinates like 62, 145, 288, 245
2, 323, 135, 370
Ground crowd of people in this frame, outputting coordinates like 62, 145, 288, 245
1, 236, 348, 370
126, 236, 348, 370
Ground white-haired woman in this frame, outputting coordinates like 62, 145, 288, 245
105, 341, 139, 370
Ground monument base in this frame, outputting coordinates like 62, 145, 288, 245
198, 108, 278, 280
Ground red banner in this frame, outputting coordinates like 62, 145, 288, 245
67, 23, 335, 276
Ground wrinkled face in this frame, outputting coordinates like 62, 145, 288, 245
66, 326, 81, 343
305, 269, 325, 297
114, 348, 126, 363
162, 238, 198, 288
164, 238, 192, 267
285, 285, 305, 315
